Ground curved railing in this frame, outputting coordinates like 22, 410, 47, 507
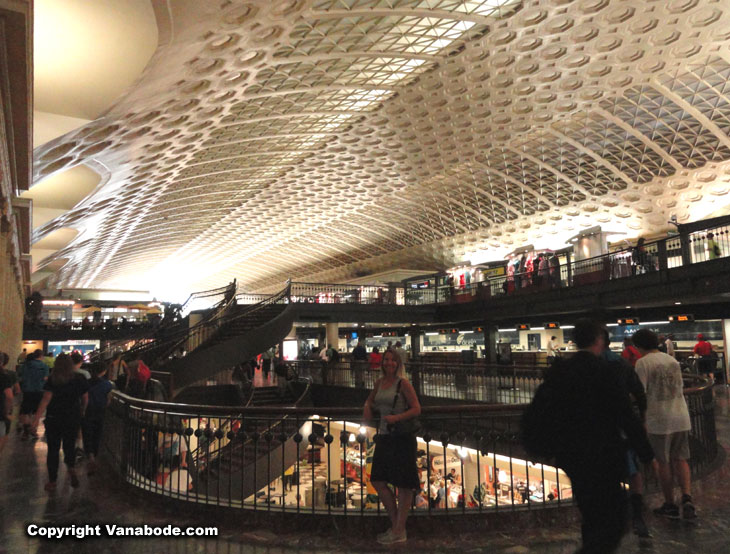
102, 377, 717, 516
266, 218, 730, 308
89, 281, 238, 366
287, 359, 545, 405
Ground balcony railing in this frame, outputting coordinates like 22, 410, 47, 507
103, 375, 716, 517
287, 360, 544, 405
227, 220, 728, 308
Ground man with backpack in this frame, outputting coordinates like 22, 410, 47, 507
521, 318, 653, 553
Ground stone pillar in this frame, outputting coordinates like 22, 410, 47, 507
409, 326, 421, 359
326, 322, 339, 351
483, 324, 499, 364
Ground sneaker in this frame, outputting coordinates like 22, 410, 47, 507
653, 502, 680, 519
44, 482, 56, 493
632, 515, 652, 538
682, 499, 697, 520
378, 530, 407, 545
376, 529, 393, 542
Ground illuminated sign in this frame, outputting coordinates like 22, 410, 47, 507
473, 326, 484, 333
483, 266, 506, 278
382, 330, 398, 337
669, 314, 694, 322
410, 281, 431, 289
544, 322, 560, 329
439, 328, 459, 335
517, 323, 531, 331
618, 318, 639, 325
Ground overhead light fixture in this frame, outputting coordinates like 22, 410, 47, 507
675, 302, 682, 305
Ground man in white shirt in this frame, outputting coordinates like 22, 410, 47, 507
665, 335, 675, 358
394, 341, 408, 377
633, 329, 696, 520
546, 336, 560, 365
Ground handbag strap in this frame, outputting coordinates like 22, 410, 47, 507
390, 378, 404, 415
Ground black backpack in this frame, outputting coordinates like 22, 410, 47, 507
520, 366, 570, 463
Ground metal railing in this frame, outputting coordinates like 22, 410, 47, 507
255, 220, 730, 308
287, 360, 544, 405
103, 375, 716, 516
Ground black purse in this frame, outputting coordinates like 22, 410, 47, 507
386, 379, 421, 436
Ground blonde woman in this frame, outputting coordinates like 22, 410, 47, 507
363, 349, 421, 545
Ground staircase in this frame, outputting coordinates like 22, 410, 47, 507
191, 381, 312, 502
251, 385, 298, 406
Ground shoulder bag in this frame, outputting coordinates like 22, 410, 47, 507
386, 379, 421, 436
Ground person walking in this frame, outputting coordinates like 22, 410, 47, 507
82, 363, 113, 475
18, 349, 49, 440
522, 318, 653, 553
633, 329, 696, 520
600, 330, 651, 539
0, 352, 15, 455
363, 349, 421, 545
31, 353, 89, 491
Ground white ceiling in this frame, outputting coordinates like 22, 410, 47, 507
28, 0, 730, 301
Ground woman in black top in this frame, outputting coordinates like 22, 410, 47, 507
32, 353, 88, 491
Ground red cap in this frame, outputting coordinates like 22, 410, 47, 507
697, 334, 704, 341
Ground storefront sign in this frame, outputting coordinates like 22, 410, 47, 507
544, 322, 560, 329
410, 280, 431, 289
382, 330, 398, 337
517, 323, 531, 331
618, 318, 639, 325
439, 328, 459, 335
482, 266, 506, 278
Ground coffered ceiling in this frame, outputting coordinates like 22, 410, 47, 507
29, 0, 730, 299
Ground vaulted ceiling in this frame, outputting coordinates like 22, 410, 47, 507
29, 0, 730, 299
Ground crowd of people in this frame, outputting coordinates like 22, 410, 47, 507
0, 348, 149, 492
523, 319, 699, 553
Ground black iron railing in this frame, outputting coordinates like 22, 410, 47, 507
287, 360, 544, 405
244, 220, 729, 308
103, 376, 716, 515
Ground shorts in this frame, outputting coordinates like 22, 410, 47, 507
20, 391, 43, 415
371, 433, 420, 490
648, 431, 690, 464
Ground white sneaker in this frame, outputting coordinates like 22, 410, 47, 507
376, 529, 393, 542
378, 530, 407, 545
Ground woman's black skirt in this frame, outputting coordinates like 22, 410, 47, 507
370, 433, 420, 490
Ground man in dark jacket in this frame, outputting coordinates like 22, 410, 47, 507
601, 329, 651, 539
543, 319, 654, 553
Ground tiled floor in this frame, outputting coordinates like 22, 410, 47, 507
2, 388, 730, 553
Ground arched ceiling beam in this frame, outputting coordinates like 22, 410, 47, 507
592, 107, 683, 172
469, 158, 557, 210
242, 85, 398, 102
306, 8, 501, 26
505, 147, 593, 199
651, 81, 730, 151
545, 128, 635, 189
273, 51, 441, 64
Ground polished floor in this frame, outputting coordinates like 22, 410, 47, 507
2, 387, 730, 553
